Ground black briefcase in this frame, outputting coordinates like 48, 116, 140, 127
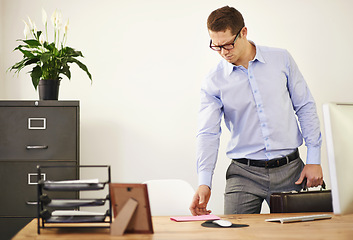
270, 181, 333, 213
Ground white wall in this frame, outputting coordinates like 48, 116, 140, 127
1, 0, 353, 215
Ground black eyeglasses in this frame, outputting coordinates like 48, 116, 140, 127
209, 27, 243, 51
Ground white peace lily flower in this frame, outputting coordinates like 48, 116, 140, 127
42, 8, 47, 26
42, 8, 49, 42
23, 20, 31, 39
64, 19, 69, 33
51, 10, 63, 30
27, 16, 34, 30
26, 17, 37, 38
56, 11, 63, 29
51, 9, 57, 28
32, 22, 38, 34
39, 33, 45, 45
62, 19, 69, 46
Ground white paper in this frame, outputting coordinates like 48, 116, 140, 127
52, 210, 105, 216
45, 179, 99, 184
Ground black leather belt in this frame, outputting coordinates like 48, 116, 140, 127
233, 149, 299, 168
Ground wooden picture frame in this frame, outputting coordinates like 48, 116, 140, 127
109, 183, 153, 234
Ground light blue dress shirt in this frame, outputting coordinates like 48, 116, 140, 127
197, 43, 322, 188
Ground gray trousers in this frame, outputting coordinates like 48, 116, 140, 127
224, 157, 304, 214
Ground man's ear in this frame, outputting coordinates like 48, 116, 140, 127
240, 27, 247, 38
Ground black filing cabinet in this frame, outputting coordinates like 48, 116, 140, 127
0, 101, 79, 239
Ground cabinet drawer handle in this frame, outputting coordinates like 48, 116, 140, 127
26, 145, 48, 149
26, 201, 38, 205
28, 173, 46, 185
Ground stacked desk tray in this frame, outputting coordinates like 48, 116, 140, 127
37, 165, 111, 234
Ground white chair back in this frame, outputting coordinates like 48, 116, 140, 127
143, 179, 195, 216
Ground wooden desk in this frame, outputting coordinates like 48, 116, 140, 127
13, 213, 353, 240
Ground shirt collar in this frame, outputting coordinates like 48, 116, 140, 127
224, 41, 266, 76
252, 41, 265, 64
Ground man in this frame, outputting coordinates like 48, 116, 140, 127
190, 6, 323, 215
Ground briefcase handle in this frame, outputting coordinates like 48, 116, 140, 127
302, 178, 326, 191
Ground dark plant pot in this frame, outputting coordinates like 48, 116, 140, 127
38, 79, 60, 100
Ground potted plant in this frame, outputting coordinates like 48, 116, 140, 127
8, 9, 92, 100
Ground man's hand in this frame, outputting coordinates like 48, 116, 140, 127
295, 164, 323, 188
189, 185, 212, 216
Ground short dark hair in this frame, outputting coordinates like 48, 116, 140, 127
207, 6, 245, 35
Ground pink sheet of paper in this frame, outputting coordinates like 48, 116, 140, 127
170, 214, 220, 222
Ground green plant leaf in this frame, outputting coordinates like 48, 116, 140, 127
18, 48, 35, 58
68, 57, 92, 81
9, 59, 26, 70
36, 31, 42, 40
24, 58, 39, 66
13, 44, 27, 51
63, 47, 83, 57
31, 65, 42, 90
60, 64, 71, 80
43, 42, 56, 52
40, 52, 52, 63
23, 39, 41, 48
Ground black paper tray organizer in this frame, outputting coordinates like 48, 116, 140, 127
40, 210, 109, 223
41, 196, 107, 208
37, 165, 112, 234
40, 180, 106, 191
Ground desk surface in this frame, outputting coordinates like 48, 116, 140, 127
13, 213, 353, 240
